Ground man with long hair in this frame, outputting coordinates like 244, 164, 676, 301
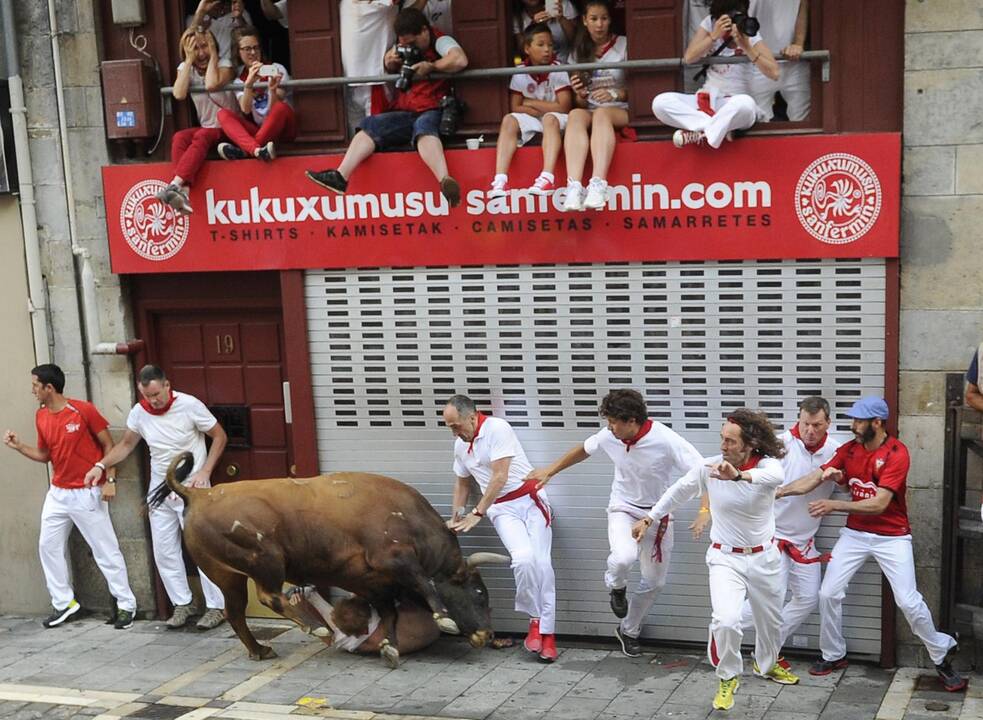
632, 408, 791, 711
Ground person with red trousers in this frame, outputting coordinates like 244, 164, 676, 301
215, 26, 296, 161
155, 27, 238, 215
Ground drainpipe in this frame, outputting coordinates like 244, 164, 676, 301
2, 0, 51, 365
45, 0, 143, 365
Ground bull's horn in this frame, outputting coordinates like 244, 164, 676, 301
466, 552, 511, 568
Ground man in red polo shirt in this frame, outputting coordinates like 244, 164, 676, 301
777, 396, 966, 691
3, 364, 137, 629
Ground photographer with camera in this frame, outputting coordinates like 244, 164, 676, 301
306, 8, 468, 207
651, 0, 778, 149
214, 27, 296, 161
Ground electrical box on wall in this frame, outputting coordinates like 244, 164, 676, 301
101, 60, 158, 140
110, 0, 146, 27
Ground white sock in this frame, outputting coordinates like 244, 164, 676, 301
589, 176, 606, 188
567, 178, 583, 188
538, 171, 555, 182
493, 173, 508, 184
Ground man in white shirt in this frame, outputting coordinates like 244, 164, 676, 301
748, 0, 811, 121
527, 389, 703, 657
443, 395, 558, 662
727, 397, 844, 674
84, 365, 228, 630
632, 408, 795, 712
190, 0, 252, 77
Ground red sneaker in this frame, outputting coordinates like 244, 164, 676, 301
539, 634, 558, 662
524, 618, 542, 653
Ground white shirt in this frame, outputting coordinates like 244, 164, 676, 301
773, 428, 846, 546
509, 61, 571, 103
176, 62, 240, 129
749, 0, 801, 56
302, 588, 380, 652
340, 0, 397, 80
196, 10, 253, 68
126, 392, 217, 493
698, 14, 763, 96
424, 0, 453, 35
584, 422, 704, 509
585, 35, 629, 109
233, 62, 292, 124
650, 454, 784, 548
273, 0, 288, 28
452, 416, 530, 495
512, 1, 579, 61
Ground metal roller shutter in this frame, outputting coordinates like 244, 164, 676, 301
304, 259, 885, 656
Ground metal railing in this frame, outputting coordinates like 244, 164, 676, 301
162, 50, 831, 95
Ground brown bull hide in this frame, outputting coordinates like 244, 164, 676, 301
155, 452, 496, 663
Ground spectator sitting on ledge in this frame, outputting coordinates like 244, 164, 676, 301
651, 0, 778, 149
305, 8, 469, 208
214, 26, 296, 161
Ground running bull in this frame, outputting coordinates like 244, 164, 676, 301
150, 452, 507, 665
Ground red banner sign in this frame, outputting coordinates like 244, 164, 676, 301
103, 132, 900, 274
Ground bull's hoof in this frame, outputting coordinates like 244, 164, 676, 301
435, 616, 460, 635
311, 626, 331, 638
380, 641, 400, 669
249, 644, 277, 661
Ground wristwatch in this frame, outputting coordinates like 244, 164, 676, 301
106, 477, 117, 484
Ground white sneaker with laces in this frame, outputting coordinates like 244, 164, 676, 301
562, 181, 585, 212
672, 129, 705, 147
583, 178, 609, 210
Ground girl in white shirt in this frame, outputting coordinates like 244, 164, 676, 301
560, 0, 630, 213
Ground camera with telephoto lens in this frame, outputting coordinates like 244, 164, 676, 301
394, 44, 425, 91
728, 11, 760, 37
438, 95, 465, 137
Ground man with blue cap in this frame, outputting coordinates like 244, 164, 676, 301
778, 396, 966, 692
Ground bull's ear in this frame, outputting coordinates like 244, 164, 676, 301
466, 552, 511, 569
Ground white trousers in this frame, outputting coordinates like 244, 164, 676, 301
819, 527, 955, 664
651, 91, 759, 148
748, 62, 811, 122
39, 486, 136, 612
739, 539, 823, 648
605, 508, 674, 638
487, 493, 556, 634
149, 494, 225, 609
707, 544, 784, 680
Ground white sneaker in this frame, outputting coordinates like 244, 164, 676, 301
583, 178, 609, 210
562, 181, 585, 212
487, 175, 509, 198
672, 129, 705, 148
528, 173, 556, 196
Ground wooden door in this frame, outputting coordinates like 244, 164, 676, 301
626, 0, 683, 127
154, 310, 290, 483
289, 2, 346, 142
452, 0, 509, 134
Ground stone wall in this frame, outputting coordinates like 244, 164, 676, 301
2, 0, 156, 616
898, 0, 983, 665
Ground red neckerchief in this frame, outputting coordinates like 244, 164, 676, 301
595, 36, 618, 59
467, 412, 487, 454
140, 391, 178, 416
522, 59, 553, 84
790, 423, 827, 455
622, 419, 652, 452
738, 452, 763, 471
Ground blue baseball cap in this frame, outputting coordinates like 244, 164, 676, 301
845, 396, 890, 420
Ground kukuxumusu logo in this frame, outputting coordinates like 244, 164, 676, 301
120, 180, 189, 261
795, 153, 882, 245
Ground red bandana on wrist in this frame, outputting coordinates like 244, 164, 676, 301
140, 391, 178, 416
467, 412, 488, 454
622, 419, 653, 452
790, 423, 826, 455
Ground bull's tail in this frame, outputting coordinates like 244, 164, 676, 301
147, 451, 195, 510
